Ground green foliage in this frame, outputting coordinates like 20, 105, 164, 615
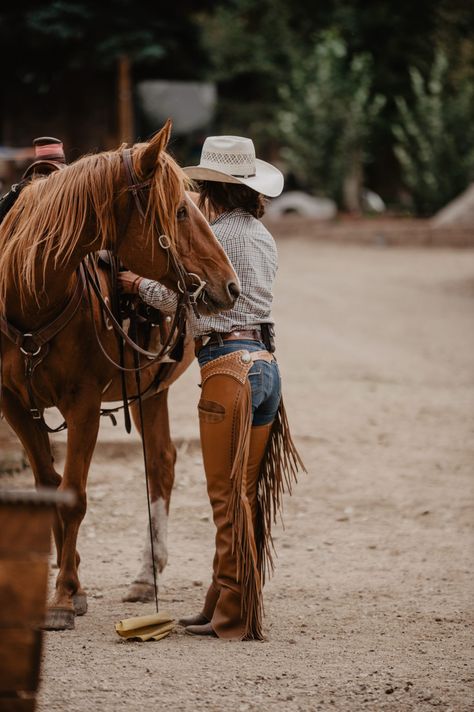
277, 33, 385, 204
1, 0, 473, 205
393, 52, 474, 215
197, 0, 474, 205
24, 2, 177, 66
198, 0, 295, 83
0, 1, 206, 92
196, 0, 296, 147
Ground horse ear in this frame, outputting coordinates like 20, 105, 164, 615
138, 119, 172, 177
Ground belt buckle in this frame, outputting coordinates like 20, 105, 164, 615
201, 335, 211, 346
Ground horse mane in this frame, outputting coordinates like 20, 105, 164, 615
0, 144, 188, 312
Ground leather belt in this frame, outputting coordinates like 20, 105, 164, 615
194, 328, 262, 355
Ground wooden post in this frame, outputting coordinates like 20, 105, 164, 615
117, 55, 134, 144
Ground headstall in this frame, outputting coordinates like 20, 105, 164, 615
121, 147, 207, 311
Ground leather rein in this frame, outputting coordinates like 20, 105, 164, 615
0, 147, 208, 432
82, 147, 207, 372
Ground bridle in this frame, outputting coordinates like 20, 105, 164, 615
121, 147, 207, 313
0, 146, 212, 430
81, 146, 211, 373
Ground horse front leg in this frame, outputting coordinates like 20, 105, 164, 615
44, 390, 101, 630
123, 388, 176, 603
1, 387, 64, 566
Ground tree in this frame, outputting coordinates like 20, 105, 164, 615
278, 33, 385, 209
393, 51, 474, 215
0, 2, 211, 150
198, 0, 474, 207
0, 1, 210, 92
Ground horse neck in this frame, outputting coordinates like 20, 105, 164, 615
5, 220, 102, 330
2, 152, 128, 329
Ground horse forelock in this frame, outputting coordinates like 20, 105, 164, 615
144, 151, 190, 251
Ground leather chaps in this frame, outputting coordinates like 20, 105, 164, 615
197, 349, 304, 640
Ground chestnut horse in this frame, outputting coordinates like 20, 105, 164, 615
0, 122, 239, 630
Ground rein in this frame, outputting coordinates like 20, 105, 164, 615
82, 254, 186, 372
0, 271, 86, 432
0, 147, 208, 432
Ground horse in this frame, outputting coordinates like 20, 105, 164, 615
0, 121, 240, 630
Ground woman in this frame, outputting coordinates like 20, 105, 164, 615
119, 136, 303, 640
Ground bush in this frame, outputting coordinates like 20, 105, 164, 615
277, 33, 385, 210
393, 52, 474, 216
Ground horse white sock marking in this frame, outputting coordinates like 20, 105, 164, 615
134, 497, 168, 586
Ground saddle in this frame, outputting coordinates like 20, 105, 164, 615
0, 136, 66, 225
0, 139, 184, 433
0, 183, 25, 225
95, 250, 184, 361
89, 251, 184, 432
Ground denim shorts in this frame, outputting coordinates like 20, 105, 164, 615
197, 339, 281, 426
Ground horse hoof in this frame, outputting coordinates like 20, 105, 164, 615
73, 592, 88, 616
122, 582, 155, 603
43, 607, 75, 630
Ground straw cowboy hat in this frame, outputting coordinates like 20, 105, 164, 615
184, 136, 284, 198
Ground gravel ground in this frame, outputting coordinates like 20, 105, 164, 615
4, 239, 474, 711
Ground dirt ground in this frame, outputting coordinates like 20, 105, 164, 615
4, 239, 474, 711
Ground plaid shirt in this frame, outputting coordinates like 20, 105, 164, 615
139, 208, 277, 338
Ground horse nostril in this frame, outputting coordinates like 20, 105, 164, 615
227, 281, 240, 300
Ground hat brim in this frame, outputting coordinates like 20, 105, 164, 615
183, 158, 284, 198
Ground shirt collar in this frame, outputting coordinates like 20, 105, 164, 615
210, 208, 249, 226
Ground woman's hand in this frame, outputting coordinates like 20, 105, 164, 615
117, 270, 143, 294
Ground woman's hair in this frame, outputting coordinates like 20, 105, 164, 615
197, 181, 266, 220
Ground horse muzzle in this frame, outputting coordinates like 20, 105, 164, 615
199, 279, 240, 315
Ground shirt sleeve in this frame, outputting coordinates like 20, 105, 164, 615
138, 278, 178, 314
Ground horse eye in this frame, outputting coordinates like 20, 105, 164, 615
177, 206, 187, 221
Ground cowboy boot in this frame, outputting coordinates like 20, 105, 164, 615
179, 612, 209, 627
179, 553, 219, 627
197, 351, 263, 640
185, 622, 217, 636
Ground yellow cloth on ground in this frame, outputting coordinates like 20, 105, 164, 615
115, 612, 175, 641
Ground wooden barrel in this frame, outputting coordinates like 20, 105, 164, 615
0, 488, 73, 711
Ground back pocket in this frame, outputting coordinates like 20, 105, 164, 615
198, 399, 226, 424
